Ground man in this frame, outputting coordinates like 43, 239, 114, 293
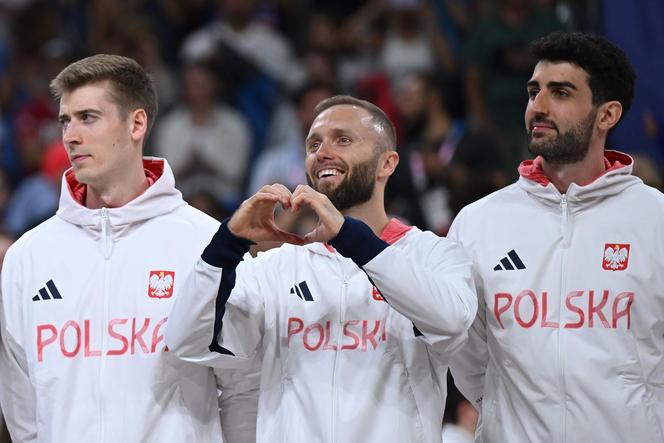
166, 95, 477, 441
449, 32, 664, 442
0, 55, 251, 442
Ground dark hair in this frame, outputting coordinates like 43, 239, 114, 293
50, 54, 158, 135
313, 95, 396, 152
530, 31, 636, 121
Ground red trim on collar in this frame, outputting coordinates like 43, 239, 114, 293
518, 151, 631, 186
324, 218, 412, 251
65, 159, 164, 206
379, 218, 413, 245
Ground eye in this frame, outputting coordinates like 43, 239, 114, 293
553, 89, 569, 98
527, 88, 539, 99
306, 140, 321, 152
338, 135, 351, 144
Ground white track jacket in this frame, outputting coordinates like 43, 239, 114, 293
0, 158, 244, 443
449, 151, 664, 443
166, 216, 477, 442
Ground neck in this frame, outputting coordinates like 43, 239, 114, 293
341, 193, 390, 237
541, 147, 606, 193
85, 161, 149, 209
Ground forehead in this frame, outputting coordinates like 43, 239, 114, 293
59, 80, 116, 113
530, 60, 590, 91
308, 104, 375, 137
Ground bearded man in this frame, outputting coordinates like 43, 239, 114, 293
166, 95, 477, 442
448, 32, 664, 443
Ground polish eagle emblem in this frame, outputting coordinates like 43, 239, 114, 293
602, 244, 630, 271
148, 270, 175, 298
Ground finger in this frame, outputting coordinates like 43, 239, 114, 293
261, 184, 292, 209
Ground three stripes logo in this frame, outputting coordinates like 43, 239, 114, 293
32, 280, 63, 301
493, 250, 526, 271
290, 281, 314, 302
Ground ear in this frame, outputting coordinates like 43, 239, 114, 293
597, 100, 622, 131
129, 108, 148, 144
377, 150, 399, 180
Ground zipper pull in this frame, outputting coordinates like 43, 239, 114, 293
100, 207, 112, 259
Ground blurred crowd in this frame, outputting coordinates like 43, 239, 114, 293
1, 1, 663, 441
1, 0, 662, 249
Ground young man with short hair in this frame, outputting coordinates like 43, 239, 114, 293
449, 32, 664, 442
0, 54, 249, 442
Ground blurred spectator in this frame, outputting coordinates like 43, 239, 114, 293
154, 61, 251, 205
11, 38, 69, 178
3, 140, 68, 236
180, 0, 306, 93
464, 0, 563, 175
341, 0, 456, 87
393, 72, 507, 233
248, 82, 336, 194
443, 374, 478, 443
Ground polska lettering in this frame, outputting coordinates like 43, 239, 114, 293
493, 290, 634, 329
36, 317, 168, 362
287, 317, 387, 351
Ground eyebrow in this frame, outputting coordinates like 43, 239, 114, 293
527, 80, 578, 90
58, 108, 103, 120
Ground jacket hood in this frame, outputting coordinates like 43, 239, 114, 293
516, 150, 643, 209
56, 157, 186, 229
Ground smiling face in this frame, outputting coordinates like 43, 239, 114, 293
525, 61, 599, 164
304, 104, 384, 211
58, 80, 140, 188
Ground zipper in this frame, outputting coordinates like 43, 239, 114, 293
100, 208, 112, 259
99, 208, 111, 442
558, 194, 569, 443
330, 262, 348, 443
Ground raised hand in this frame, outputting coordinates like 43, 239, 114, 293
291, 185, 345, 243
227, 184, 306, 245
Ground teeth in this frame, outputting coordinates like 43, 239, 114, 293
318, 169, 340, 178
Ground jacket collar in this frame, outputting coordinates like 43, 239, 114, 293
306, 218, 413, 256
516, 150, 642, 209
56, 157, 186, 230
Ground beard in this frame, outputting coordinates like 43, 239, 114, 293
307, 152, 380, 211
527, 109, 597, 165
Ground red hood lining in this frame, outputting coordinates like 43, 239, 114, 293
65, 159, 164, 206
518, 151, 631, 187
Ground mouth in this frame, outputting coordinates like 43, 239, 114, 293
530, 121, 558, 136
316, 167, 346, 182
70, 154, 91, 165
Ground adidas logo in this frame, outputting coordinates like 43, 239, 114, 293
493, 250, 526, 271
290, 281, 314, 301
32, 280, 63, 301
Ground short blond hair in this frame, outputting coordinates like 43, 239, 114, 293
50, 54, 158, 135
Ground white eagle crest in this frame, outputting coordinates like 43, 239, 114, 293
604, 246, 628, 270
149, 272, 174, 298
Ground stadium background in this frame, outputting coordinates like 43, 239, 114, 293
1, 0, 662, 441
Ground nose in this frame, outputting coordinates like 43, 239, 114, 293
529, 90, 549, 115
62, 121, 81, 145
314, 138, 335, 160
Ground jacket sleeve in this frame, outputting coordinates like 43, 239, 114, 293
0, 247, 38, 442
165, 222, 265, 369
446, 209, 488, 410
330, 217, 478, 357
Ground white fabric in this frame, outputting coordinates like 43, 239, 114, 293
448, 151, 664, 442
167, 221, 477, 442
0, 158, 255, 442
